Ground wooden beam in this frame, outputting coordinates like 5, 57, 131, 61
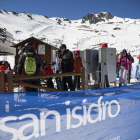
13, 82, 62, 91
7, 71, 13, 92
0, 71, 5, 92
13, 72, 82, 80
81, 67, 85, 90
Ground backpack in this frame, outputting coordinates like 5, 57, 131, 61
131, 56, 134, 63
24, 52, 36, 75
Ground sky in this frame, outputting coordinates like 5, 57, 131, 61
0, 0, 140, 20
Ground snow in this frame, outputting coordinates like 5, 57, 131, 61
1, 84, 140, 140
0, 10, 139, 51
0, 10, 140, 67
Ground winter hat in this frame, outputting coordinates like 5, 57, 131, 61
56, 49, 61, 54
75, 50, 80, 54
122, 49, 127, 54
24, 42, 35, 51
102, 43, 108, 48
1, 61, 8, 67
60, 44, 67, 49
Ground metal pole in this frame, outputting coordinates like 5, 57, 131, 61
0, 71, 5, 92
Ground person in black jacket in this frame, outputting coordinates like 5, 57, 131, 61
127, 51, 134, 84
17, 42, 43, 92
58, 44, 75, 91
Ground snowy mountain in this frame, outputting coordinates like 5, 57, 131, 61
0, 9, 140, 54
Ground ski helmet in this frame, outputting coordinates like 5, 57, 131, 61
75, 50, 80, 54
102, 43, 108, 48
24, 42, 35, 51
60, 44, 66, 49
122, 49, 127, 54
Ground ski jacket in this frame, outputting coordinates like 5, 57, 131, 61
42, 64, 53, 75
117, 56, 132, 70
61, 49, 74, 72
0, 61, 11, 70
0, 65, 10, 82
17, 51, 43, 76
73, 56, 83, 72
55, 57, 62, 73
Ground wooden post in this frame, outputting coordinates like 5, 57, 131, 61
81, 67, 85, 90
7, 71, 14, 112
0, 71, 5, 92
7, 71, 13, 92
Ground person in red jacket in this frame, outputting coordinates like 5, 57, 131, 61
42, 61, 54, 88
0, 61, 11, 70
117, 49, 132, 87
73, 50, 83, 90
0, 61, 11, 92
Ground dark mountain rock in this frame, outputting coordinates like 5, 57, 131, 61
12, 11, 19, 15
81, 19, 86, 23
3, 10, 7, 13
82, 13, 94, 21
105, 12, 114, 20
14, 30, 22, 34
89, 16, 99, 24
56, 18, 62, 24
27, 14, 33, 20
0, 10, 2, 14
113, 27, 121, 30
63, 18, 71, 23
97, 12, 105, 18
44, 16, 48, 18
22, 12, 27, 14
107, 22, 114, 24
98, 18, 105, 22
57, 22, 61, 25
63, 18, 70, 21
82, 13, 99, 24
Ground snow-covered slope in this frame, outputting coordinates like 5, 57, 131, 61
0, 10, 140, 54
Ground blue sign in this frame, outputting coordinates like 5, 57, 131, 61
0, 84, 140, 140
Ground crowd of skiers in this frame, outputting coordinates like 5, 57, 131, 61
0, 42, 135, 92
15, 42, 83, 92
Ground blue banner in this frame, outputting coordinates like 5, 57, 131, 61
0, 84, 140, 140
131, 63, 139, 79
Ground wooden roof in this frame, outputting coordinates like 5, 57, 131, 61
11, 37, 58, 50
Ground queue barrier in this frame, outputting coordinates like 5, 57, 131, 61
0, 84, 140, 140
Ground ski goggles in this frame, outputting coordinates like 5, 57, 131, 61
56, 52, 61, 54
75, 53, 80, 56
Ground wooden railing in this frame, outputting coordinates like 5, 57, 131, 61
0, 67, 85, 92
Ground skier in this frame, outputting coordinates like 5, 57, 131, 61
117, 49, 132, 86
17, 42, 43, 92
58, 44, 75, 91
55, 49, 62, 89
42, 61, 54, 88
0, 61, 11, 92
73, 50, 83, 90
127, 51, 134, 83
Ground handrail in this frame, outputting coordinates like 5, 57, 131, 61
4, 67, 85, 92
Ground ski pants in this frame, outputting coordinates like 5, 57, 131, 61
25, 80, 38, 92
73, 76, 80, 89
128, 69, 131, 81
56, 77, 61, 89
46, 78, 54, 88
119, 66, 128, 86
61, 76, 75, 91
